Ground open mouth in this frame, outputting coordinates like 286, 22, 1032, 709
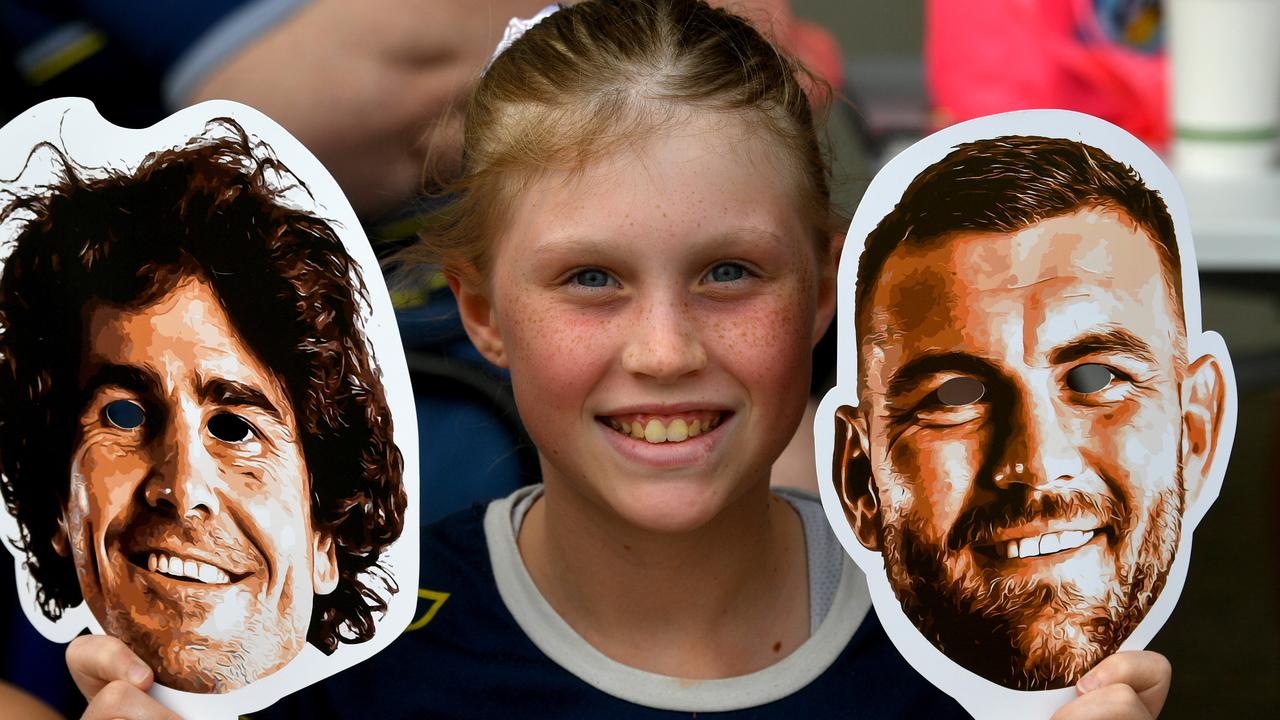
129, 551, 247, 585
599, 411, 727, 444
974, 528, 1105, 561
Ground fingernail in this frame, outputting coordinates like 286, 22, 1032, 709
1077, 672, 1100, 693
128, 662, 150, 685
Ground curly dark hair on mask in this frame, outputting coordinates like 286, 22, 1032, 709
0, 117, 406, 653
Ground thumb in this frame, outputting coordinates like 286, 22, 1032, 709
1076, 650, 1171, 717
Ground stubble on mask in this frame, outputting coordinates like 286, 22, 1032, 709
879, 484, 1185, 690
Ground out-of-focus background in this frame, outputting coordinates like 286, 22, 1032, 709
1, 1, 1278, 717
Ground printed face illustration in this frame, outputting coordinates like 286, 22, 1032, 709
838, 205, 1223, 689
58, 275, 338, 693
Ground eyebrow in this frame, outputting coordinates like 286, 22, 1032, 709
198, 376, 285, 423
80, 364, 160, 403
1048, 327, 1158, 366
886, 352, 1002, 401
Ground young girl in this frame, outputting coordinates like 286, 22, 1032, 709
67, 1, 1169, 717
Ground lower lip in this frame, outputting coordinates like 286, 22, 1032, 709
597, 416, 731, 469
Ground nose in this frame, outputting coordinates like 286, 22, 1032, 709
993, 384, 1085, 489
620, 292, 707, 382
143, 413, 222, 519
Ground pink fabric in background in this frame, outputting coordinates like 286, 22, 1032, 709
926, 0, 1167, 148
724, 0, 845, 101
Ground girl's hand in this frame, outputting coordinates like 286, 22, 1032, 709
66, 635, 180, 720
1051, 651, 1172, 720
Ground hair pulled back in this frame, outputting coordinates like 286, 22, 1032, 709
419, 0, 833, 278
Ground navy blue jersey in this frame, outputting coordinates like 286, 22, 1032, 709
251, 503, 969, 719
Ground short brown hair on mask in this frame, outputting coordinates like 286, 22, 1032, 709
853, 135, 1185, 387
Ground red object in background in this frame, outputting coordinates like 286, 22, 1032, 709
926, 0, 1168, 149
720, 0, 845, 103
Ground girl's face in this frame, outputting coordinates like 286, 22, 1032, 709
456, 113, 836, 532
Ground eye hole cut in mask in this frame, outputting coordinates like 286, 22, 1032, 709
104, 400, 146, 430
1065, 364, 1115, 394
936, 377, 986, 406
208, 413, 254, 443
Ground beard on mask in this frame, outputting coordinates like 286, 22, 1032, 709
878, 481, 1185, 690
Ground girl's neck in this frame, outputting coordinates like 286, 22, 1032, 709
517, 476, 810, 679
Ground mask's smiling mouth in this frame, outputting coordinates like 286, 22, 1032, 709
128, 550, 249, 585
972, 525, 1109, 562
599, 411, 727, 444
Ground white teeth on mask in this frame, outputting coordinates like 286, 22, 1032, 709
609, 414, 722, 444
146, 552, 231, 584
197, 563, 224, 584
1019, 536, 1039, 558
1001, 530, 1095, 560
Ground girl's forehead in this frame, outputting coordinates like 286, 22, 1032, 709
500, 113, 807, 238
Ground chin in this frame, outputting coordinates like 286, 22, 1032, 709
100, 607, 304, 694
606, 479, 739, 534
151, 634, 301, 693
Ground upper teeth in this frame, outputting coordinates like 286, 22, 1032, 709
608, 415, 721, 444
147, 552, 231, 584
1001, 530, 1094, 559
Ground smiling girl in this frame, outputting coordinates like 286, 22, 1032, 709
67, 1, 1170, 718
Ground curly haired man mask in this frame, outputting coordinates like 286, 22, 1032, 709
0, 106, 407, 695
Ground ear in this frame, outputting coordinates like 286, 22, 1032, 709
834, 404, 881, 551
447, 270, 508, 368
51, 515, 70, 557
1180, 353, 1226, 509
311, 531, 339, 595
812, 232, 843, 346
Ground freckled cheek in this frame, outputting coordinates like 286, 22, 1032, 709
501, 298, 618, 418
703, 296, 814, 399
883, 429, 984, 535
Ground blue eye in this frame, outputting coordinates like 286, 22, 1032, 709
1066, 364, 1115, 393
706, 263, 747, 283
572, 269, 612, 288
208, 412, 253, 443
104, 400, 145, 430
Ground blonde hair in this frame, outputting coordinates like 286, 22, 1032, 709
418, 0, 834, 279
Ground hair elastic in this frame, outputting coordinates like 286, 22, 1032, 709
486, 4, 562, 72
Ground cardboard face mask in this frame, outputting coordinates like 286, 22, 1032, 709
0, 99, 419, 718
817, 110, 1236, 718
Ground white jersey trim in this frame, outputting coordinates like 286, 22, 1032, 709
485, 485, 871, 712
